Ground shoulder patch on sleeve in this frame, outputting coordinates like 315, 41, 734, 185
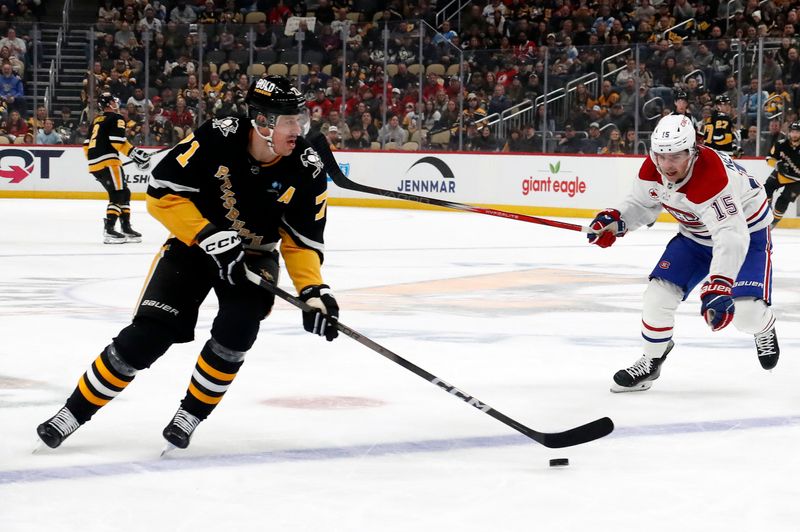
678, 146, 729, 203
638, 156, 660, 182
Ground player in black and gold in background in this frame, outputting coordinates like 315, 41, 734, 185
84, 92, 151, 243
38, 76, 340, 452
764, 121, 800, 228
702, 94, 739, 154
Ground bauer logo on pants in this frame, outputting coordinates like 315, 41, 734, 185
0, 148, 65, 183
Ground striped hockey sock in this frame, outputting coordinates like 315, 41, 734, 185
65, 344, 137, 424
179, 340, 245, 420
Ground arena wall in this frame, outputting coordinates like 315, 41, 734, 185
0, 145, 794, 226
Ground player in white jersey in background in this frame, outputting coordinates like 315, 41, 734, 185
587, 114, 779, 392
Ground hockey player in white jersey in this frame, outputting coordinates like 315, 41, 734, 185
587, 114, 779, 392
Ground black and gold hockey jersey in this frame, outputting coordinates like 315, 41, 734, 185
767, 138, 800, 184
702, 111, 738, 153
147, 115, 329, 291
83, 111, 135, 172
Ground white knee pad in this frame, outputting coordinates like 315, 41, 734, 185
732, 298, 775, 335
641, 279, 683, 357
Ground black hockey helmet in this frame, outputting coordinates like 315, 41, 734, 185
790, 121, 800, 132
98, 92, 118, 110
246, 75, 306, 122
714, 94, 731, 105
673, 89, 688, 101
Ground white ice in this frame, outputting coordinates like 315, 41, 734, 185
2, 199, 800, 531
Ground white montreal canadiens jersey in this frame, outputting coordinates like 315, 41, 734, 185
616, 146, 772, 280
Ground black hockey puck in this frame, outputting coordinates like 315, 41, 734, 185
549, 458, 569, 467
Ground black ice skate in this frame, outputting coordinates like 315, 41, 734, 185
103, 219, 126, 244
161, 408, 202, 455
611, 340, 675, 393
36, 407, 80, 449
120, 222, 142, 243
755, 327, 780, 370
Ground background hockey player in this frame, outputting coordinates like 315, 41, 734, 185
588, 114, 778, 392
84, 92, 151, 243
38, 76, 339, 451
764, 120, 800, 228
702, 94, 739, 155
671, 89, 704, 142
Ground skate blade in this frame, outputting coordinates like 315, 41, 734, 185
103, 238, 126, 244
160, 442, 179, 457
124, 236, 142, 243
32, 438, 50, 454
610, 381, 653, 393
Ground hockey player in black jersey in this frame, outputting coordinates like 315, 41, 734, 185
670, 89, 703, 142
84, 92, 151, 243
765, 120, 800, 228
37, 76, 339, 452
702, 94, 739, 154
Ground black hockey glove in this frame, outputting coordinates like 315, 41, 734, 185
197, 226, 246, 286
299, 284, 339, 341
129, 147, 151, 169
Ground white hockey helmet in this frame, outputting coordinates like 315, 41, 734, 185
650, 114, 696, 160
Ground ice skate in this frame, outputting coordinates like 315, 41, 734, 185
161, 407, 201, 455
103, 219, 126, 244
755, 327, 779, 370
36, 407, 80, 449
120, 222, 142, 243
611, 340, 674, 393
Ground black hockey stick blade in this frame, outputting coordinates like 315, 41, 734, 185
245, 269, 614, 448
306, 131, 592, 234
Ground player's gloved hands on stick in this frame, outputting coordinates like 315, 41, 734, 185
587, 208, 627, 248
197, 225, 246, 286
130, 148, 151, 169
700, 276, 735, 331
299, 284, 339, 341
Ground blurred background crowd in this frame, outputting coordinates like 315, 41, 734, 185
8, 0, 800, 155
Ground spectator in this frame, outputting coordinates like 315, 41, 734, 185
170, 0, 196, 24
36, 118, 62, 144
0, 45, 22, 77
599, 127, 625, 154
307, 88, 332, 118
69, 120, 90, 144
359, 111, 379, 142
742, 78, 769, 126
0, 28, 25, 62
762, 118, 785, 152
521, 123, 543, 152
474, 125, 501, 152
741, 125, 759, 156
0, 109, 27, 142
378, 114, 409, 145
0, 61, 24, 114
114, 22, 136, 50
219, 59, 241, 86
582, 122, 604, 154
487, 84, 512, 115
322, 109, 351, 141
165, 96, 195, 129
203, 72, 225, 98
212, 89, 237, 117
344, 124, 370, 149
55, 106, 77, 142
419, 100, 441, 131
138, 6, 164, 33
556, 124, 583, 153
127, 87, 152, 115
502, 128, 524, 152
27, 104, 47, 132
325, 125, 341, 149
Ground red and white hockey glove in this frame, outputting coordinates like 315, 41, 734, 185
700, 276, 735, 331
587, 209, 627, 248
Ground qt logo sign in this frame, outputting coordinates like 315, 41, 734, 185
0, 148, 65, 183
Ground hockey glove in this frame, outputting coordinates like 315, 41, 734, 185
700, 276, 735, 331
197, 226, 246, 286
299, 284, 339, 341
587, 208, 627, 248
129, 147, 151, 170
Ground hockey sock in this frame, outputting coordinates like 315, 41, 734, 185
65, 344, 137, 424
641, 279, 682, 358
106, 203, 121, 226
179, 339, 246, 420
120, 205, 132, 225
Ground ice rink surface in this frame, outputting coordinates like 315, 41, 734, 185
2, 199, 800, 531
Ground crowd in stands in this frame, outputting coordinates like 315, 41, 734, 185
17, 0, 800, 153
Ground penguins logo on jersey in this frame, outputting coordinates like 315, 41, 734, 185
212, 117, 239, 137
300, 147, 324, 178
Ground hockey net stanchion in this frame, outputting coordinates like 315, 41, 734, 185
245, 268, 614, 448
306, 132, 593, 234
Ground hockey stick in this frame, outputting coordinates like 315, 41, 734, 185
306, 132, 592, 234
246, 269, 614, 448
121, 145, 173, 167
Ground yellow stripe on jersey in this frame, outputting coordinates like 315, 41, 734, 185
279, 228, 323, 292
78, 375, 111, 406
188, 382, 224, 404
88, 158, 123, 173
777, 172, 800, 185
146, 193, 211, 246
